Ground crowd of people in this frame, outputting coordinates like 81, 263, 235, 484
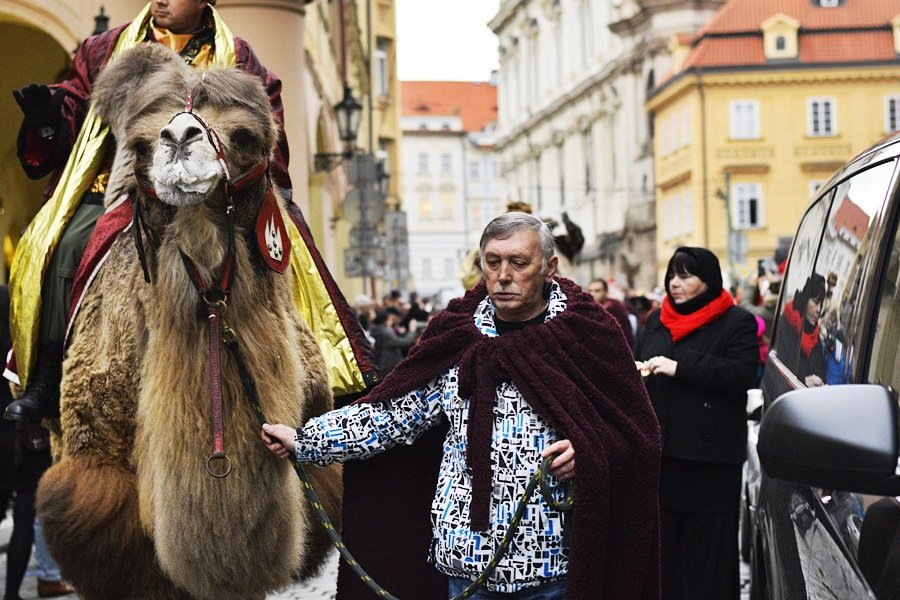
325, 242, 789, 600
0, 0, 805, 597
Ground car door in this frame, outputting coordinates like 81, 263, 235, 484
757, 152, 899, 599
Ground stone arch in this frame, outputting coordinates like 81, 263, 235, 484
0, 1, 83, 282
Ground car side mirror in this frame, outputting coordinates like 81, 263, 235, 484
758, 385, 900, 495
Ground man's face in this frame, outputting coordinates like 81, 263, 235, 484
152, 0, 207, 34
482, 230, 557, 322
587, 282, 607, 305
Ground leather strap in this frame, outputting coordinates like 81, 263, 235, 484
205, 303, 231, 478
178, 222, 236, 478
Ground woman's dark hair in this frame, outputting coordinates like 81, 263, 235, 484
666, 251, 702, 282
792, 273, 827, 312
664, 247, 723, 296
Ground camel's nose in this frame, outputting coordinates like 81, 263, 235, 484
159, 113, 206, 151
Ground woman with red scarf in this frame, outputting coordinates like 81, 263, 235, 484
775, 273, 827, 387
636, 247, 759, 600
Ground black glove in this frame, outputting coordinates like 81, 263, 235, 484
13, 84, 66, 139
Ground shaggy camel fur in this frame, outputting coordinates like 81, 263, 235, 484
36, 44, 341, 600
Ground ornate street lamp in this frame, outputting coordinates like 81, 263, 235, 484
315, 85, 363, 172
93, 6, 109, 35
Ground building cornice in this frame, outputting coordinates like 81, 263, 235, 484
489, 0, 527, 34
652, 61, 900, 102
400, 130, 467, 138
608, 0, 724, 37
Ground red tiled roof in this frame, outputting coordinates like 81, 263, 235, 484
802, 30, 896, 63
400, 81, 498, 132
679, 0, 900, 72
686, 37, 767, 68
682, 30, 895, 69
698, 0, 900, 35
834, 195, 870, 241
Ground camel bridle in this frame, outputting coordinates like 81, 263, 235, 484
132, 90, 272, 478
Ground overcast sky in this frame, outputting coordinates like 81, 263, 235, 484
395, 0, 500, 82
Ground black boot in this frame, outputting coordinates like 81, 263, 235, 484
4, 344, 63, 422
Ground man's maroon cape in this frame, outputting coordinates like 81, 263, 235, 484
337, 278, 661, 600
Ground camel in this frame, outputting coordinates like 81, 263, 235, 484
35, 43, 341, 600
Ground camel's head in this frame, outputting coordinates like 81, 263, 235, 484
92, 43, 277, 208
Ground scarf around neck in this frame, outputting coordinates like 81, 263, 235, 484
356, 277, 661, 599
782, 302, 821, 356
659, 289, 734, 342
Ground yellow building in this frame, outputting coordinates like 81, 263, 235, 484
646, 0, 900, 286
307, 0, 401, 301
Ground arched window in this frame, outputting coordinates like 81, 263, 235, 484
775, 35, 786, 51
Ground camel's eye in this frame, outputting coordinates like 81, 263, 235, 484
132, 139, 150, 157
231, 128, 254, 148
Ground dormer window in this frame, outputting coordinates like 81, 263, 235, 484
817, 0, 840, 7
762, 13, 800, 61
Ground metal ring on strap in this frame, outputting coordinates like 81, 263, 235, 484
206, 453, 233, 478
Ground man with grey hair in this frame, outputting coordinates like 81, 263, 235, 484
264, 212, 661, 599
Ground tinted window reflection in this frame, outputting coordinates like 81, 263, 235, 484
773, 196, 831, 376
807, 159, 896, 599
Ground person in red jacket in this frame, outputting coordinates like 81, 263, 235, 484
6, 0, 376, 422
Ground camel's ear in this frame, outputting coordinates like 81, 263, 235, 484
92, 44, 191, 136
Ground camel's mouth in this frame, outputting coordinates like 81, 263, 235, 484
149, 158, 224, 206
149, 112, 228, 206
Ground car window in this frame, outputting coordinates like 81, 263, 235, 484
774, 161, 896, 385
851, 210, 900, 599
772, 195, 831, 376
811, 159, 896, 387
868, 216, 900, 390
806, 159, 898, 595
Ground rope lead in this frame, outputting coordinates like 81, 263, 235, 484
228, 338, 573, 599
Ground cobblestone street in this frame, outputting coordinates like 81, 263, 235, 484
0, 518, 338, 600
0, 518, 749, 599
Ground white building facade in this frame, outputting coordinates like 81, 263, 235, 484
489, 0, 723, 290
400, 102, 505, 306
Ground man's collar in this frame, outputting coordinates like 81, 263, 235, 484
474, 279, 566, 337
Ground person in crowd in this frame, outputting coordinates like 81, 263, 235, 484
400, 291, 431, 330
636, 247, 759, 600
626, 293, 654, 343
587, 278, 635, 350
354, 294, 376, 333
858, 496, 900, 600
739, 260, 782, 384
369, 308, 418, 375
32, 517, 74, 598
0, 285, 73, 600
738, 262, 781, 339
775, 273, 827, 387
6, 0, 375, 422
262, 212, 661, 599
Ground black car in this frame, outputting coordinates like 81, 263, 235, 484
748, 131, 900, 600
